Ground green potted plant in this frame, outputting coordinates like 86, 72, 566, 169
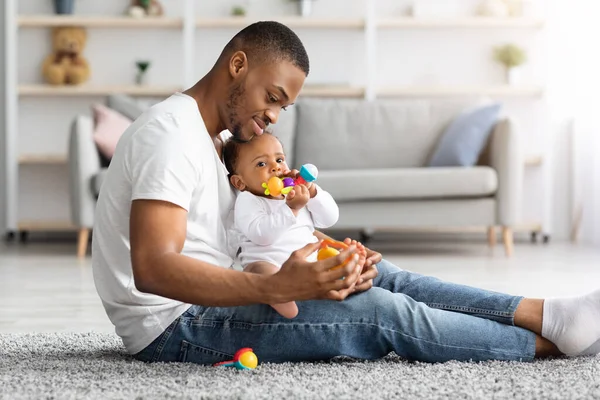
135, 60, 151, 85
493, 44, 527, 85
231, 5, 247, 17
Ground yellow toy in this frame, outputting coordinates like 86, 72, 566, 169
41, 27, 91, 85
317, 239, 351, 271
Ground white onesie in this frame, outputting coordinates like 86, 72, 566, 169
233, 184, 339, 268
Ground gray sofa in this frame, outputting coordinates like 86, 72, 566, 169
69, 95, 522, 257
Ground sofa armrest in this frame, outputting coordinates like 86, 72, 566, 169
488, 118, 523, 226
68, 115, 100, 229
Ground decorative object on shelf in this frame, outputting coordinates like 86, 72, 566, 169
231, 5, 247, 17
476, 0, 509, 17
53, 0, 76, 15
41, 27, 90, 86
289, 0, 316, 17
493, 44, 526, 85
503, 0, 529, 16
126, 0, 164, 18
135, 60, 151, 85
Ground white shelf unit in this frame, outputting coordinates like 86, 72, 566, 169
2, 0, 548, 235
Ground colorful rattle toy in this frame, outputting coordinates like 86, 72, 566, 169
213, 347, 258, 370
317, 239, 350, 271
262, 163, 319, 197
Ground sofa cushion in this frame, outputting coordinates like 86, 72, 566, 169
270, 104, 297, 167
316, 167, 498, 202
293, 97, 490, 170
92, 169, 108, 197
92, 103, 132, 160
107, 94, 146, 121
428, 103, 502, 167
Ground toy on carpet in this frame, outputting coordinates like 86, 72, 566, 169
262, 163, 319, 197
127, 0, 164, 18
41, 27, 90, 85
213, 348, 258, 370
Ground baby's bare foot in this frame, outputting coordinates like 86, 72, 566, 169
271, 301, 299, 319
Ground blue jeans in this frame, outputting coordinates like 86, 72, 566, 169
133, 259, 537, 364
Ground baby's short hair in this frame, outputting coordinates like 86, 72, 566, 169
223, 131, 279, 176
223, 136, 248, 176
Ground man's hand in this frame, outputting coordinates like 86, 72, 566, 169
286, 184, 310, 212
269, 241, 362, 303
343, 238, 381, 293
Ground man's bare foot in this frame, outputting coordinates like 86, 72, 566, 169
271, 301, 299, 319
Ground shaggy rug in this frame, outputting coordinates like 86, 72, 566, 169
1, 332, 599, 399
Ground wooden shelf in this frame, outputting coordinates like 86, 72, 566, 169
19, 84, 181, 97
197, 17, 365, 29
378, 85, 544, 98
19, 154, 67, 165
19, 84, 362, 99
378, 17, 545, 29
18, 15, 183, 28
17, 220, 77, 232
17, 15, 544, 30
301, 85, 365, 97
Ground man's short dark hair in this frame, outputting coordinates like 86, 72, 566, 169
219, 21, 309, 75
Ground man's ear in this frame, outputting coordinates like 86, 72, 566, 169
229, 51, 248, 78
229, 174, 246, 191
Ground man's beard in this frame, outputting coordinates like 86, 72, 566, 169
226, 83, 250, 142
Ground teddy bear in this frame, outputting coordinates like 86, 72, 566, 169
127, 0, 164, 18
41, 27, 90, 85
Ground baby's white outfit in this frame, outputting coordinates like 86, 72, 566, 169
233, 185, 339, 268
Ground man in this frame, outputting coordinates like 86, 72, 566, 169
92, 21, 600, 365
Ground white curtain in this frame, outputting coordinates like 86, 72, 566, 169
547, 0, 600, 245
571, 3, 600, 245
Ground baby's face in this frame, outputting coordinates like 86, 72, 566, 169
231, 134, 290, 197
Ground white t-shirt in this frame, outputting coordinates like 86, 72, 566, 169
92, 92, 237, 355
234, 186, 339, 268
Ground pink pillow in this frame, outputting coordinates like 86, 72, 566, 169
92, 103, 132, 160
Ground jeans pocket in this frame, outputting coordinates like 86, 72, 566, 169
179, 340, 233, 365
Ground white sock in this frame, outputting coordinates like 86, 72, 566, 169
542, 289, 600, 356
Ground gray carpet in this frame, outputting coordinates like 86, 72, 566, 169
1, 332, 599, 399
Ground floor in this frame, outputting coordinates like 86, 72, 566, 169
1, 239, 600, 334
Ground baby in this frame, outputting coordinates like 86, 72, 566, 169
223, 133, 365, 318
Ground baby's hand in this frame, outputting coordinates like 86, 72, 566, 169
306, 182, 317, 198
286, 185, 310, 211
343, 238, 367, 270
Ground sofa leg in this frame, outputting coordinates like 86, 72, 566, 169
77, 228, 90, 258
487, 226, 496, 247
502, 227, 514, 257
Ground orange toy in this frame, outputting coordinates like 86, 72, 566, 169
317, 239, 350, 270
